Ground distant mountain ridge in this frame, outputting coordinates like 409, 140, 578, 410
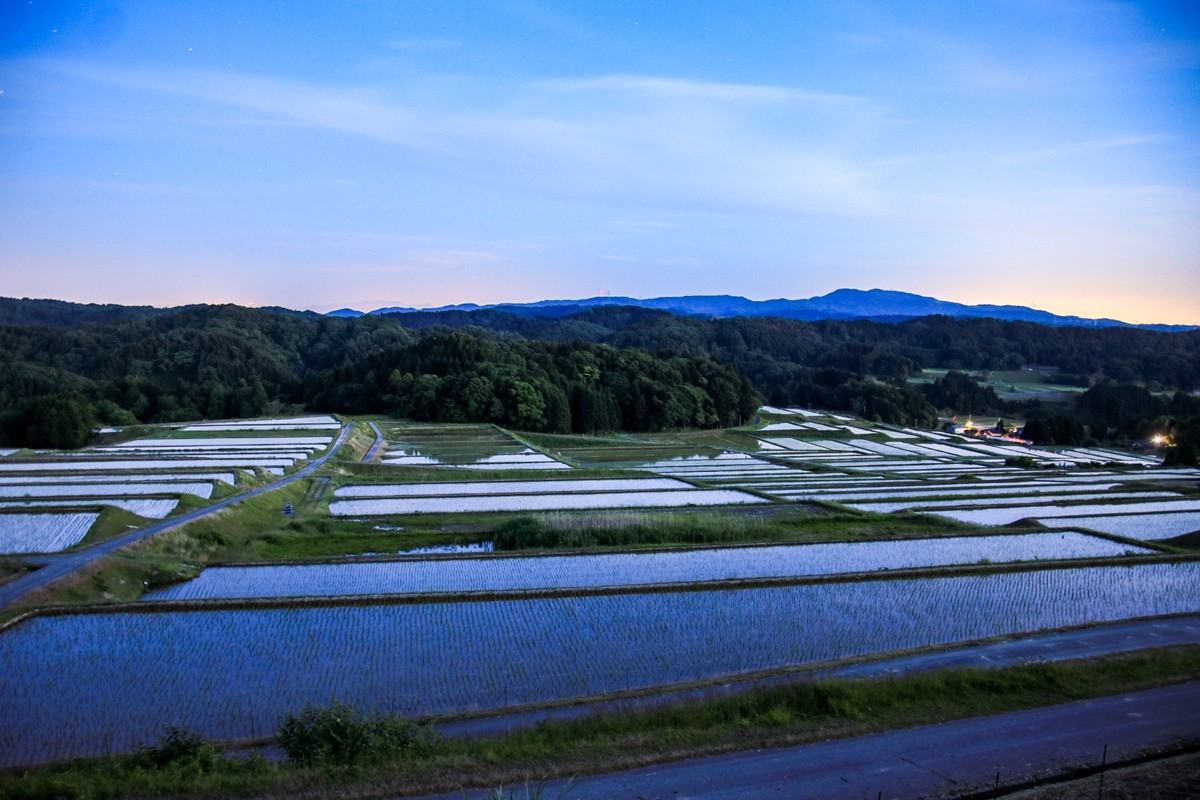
327, 289, 1194, 331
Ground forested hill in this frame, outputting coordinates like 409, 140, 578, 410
382, 307, 1200, 391
1, 299, 1197, 451
0, 304, 756, 447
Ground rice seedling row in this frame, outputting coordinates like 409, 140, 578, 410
930, 499, 1200, 526
0, 498, 179, 518
776, 482, 1122, 502
112, 437, 331, 448
94, 448, 316, 458
0, 458, 296, 472
335, 478, 692, 499
759, 406, 823, 417
845, 491, 1179, 514
1037, 512, 1200, 541
0, 472, 237, 486
0, 512, 100, 554
443, 462, 573, 471
0, 482, 214, 499
900, 428, 946, 439
5, 562, 1196, 767
646, 467, 794, 480
330, 489, 769, 515
182, 415, 338, 430
145, 532, 1153, 601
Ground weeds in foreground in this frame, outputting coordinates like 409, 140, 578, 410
493, 511, 766, 549
470, 777, 575, 800
277, 702, 436, 767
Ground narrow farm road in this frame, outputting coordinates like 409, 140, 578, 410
363, 421, 385, 462
417, 681, 1200, 800
0, 422, 353, 610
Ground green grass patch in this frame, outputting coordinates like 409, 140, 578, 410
74, 505, 162, 549
517, 432, 640, 450
4, 646, 1198, 799
241, 522, 485, 560
491, 507, 989, 551
0, 557, 33, 586
18, 552, 201, 609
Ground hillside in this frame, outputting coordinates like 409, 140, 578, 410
1, 298, 1197, 450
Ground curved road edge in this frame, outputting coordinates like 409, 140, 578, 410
362, 421, 385, 462
416, 680, 1200, 800
0, 421, 354, 609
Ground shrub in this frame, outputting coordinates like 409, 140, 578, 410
277, 702, 426, 766
493, 517, 552, 549
135, 725, 217, 772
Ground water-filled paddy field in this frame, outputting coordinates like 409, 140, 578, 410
1038, 511, 1200, 541
330, 489, 768, 515
931, 499, 1200, 526
0, 498, 178, 518
144, 532, 1151, 600
0, 512, 100, 553
3, 562, 1198, 767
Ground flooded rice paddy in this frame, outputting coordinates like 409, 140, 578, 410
146, 532, 1150, 600
3, 562, 1198, 766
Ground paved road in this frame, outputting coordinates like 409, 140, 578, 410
362, 421, 385, 462
416, 681, 1200, 800
0, 422, 353, 609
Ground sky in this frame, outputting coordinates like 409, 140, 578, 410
1, 1, 1198, 323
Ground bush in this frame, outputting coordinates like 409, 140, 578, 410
277, 702, 426, 766
135, 725, 217, 772
493, 517, 553, 549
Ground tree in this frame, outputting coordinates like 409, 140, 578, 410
1163, 416, 1200, 467
24, 393, 94, 449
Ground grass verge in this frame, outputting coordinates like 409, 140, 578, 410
2, 646, 1198, 799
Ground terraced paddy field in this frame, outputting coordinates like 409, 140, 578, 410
145, 532, 1151, 600
0, 416, 339, 555
3, 561, 1198, 767
3, 408, 1198, 773
378, 423, 570, 470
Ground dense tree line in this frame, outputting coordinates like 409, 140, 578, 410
1021, 385, 1200, 446
382, 306, 1199, 434
1, 298, 1196, 448
386, 307, 1200, 392
0, 304, 755, 446
302, 330, 757, 433
0, 306, 414, 447
920, 370, 1003, 415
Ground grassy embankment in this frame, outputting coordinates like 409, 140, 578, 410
2, 645, 1198, 800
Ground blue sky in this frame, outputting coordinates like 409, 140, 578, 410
2, 1, 1197, 323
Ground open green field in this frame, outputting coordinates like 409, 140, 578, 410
910, 366, 1088, 403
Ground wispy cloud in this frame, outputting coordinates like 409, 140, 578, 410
540, 75, 864, 106
996, 135, 1171, 164
42, 59, 887, 218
